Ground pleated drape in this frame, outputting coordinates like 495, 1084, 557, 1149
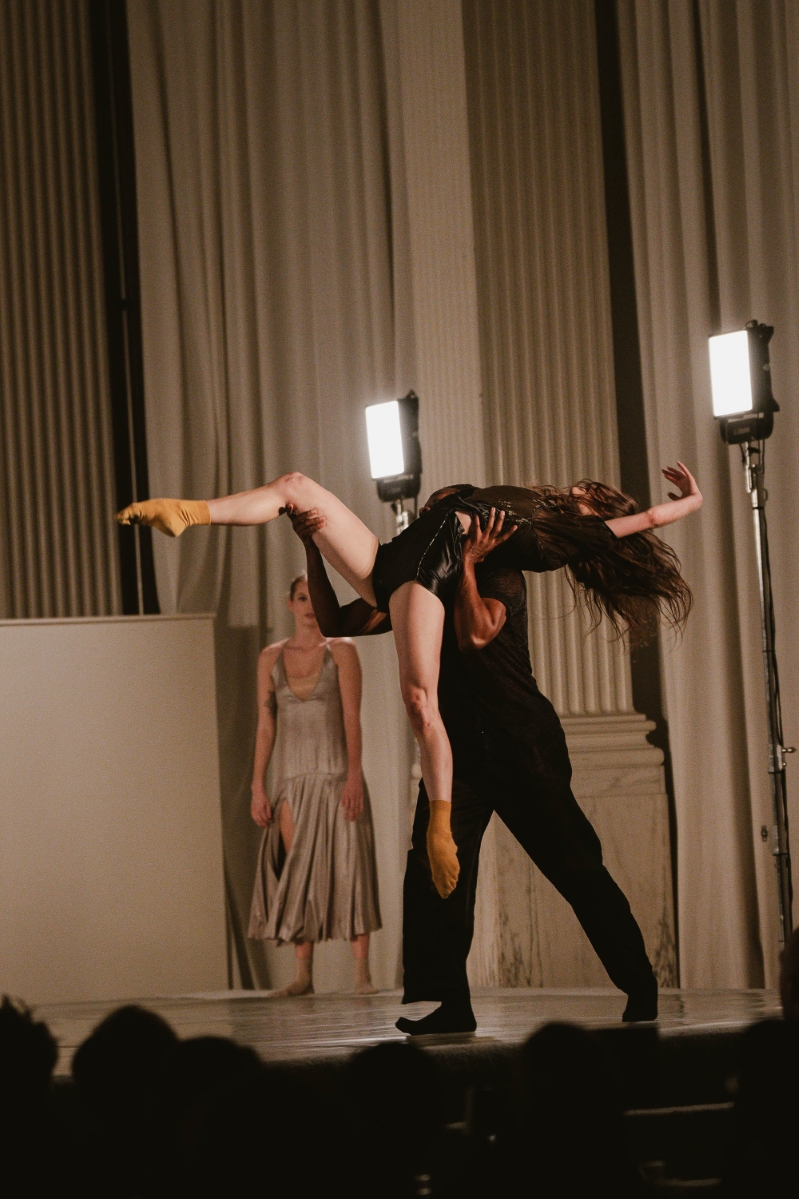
126, 0, 412, 990
0, 0, 121, 619
463, 0, 632, 719
618, 0, 799, 986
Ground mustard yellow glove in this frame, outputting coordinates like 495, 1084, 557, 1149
427, 799, 460, 899
114, 498, 211, 538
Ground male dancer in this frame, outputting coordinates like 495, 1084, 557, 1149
288, 492, 658, 1031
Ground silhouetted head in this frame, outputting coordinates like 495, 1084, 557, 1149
72, 1004, 178, 1119
725, 1018, 799, 1195
0, 996, 58, 1111
346, 1041, 445, 1180
518, 1023, 634, 1194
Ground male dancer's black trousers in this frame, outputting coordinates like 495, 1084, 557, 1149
402, 692, 656, 1003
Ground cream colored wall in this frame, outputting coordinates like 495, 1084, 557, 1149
0, 615, 226, 1004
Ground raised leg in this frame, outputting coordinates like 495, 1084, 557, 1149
389, 581, 459, 898
116, 473, 380, 605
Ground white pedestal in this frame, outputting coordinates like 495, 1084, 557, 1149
0, 614, 226, 1003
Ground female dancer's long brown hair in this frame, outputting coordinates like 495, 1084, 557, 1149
527, 481, 692, 643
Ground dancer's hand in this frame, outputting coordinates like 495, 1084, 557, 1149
462, 507, 517, 565
341, 773, 364, 821
662, 462, 702, 507
427, 800, 460, 898
251, 785, 273, 828
609, 462, 702, 539
286, 505, 326, 543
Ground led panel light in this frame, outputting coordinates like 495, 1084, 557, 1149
709, 330, 754, 417
366, 400, 404, 479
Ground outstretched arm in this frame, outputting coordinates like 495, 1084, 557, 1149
454, 508, 517, 652
605, 462, 702, 539
288, 508, 390, 637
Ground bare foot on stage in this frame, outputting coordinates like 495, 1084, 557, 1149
268, 979, 314, 998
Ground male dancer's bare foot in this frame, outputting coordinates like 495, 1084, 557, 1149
269, 979, 314, 998
355, 981, 379, 996
115, 498, 210, 538
427, 800, 460, 898
396, 997, 476, 1036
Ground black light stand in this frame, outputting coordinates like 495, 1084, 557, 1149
714, 322, 794, 947
739, 441, 794, 946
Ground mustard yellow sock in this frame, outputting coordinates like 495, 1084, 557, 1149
427, 800, 460, 899
114, 498, 210, 538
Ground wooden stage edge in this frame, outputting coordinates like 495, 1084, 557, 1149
39, 987, 781, 1078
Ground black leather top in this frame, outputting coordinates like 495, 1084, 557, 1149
371, 488, 555, 613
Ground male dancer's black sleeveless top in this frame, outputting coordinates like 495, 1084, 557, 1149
371, 484, 616, 612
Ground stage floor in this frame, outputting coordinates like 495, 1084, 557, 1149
40, 987, 780, 1077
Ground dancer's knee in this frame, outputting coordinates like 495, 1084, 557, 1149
278, 471, 314, 508
403, 685, 437, 738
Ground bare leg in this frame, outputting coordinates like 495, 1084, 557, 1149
352, 933, 377, 995
279, 799, 296, 851
269, 802, 314, 997
389, 581, 459, 898
117, 473, 380, 605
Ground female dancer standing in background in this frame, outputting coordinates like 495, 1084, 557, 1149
117, 461, 701, 900
248, 574, 381, 996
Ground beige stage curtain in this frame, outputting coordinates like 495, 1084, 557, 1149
0, 0, 121, 619
126, 0, 414, 990
618, 0, 799, 987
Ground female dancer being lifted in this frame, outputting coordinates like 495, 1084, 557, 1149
116, 463, 701, 898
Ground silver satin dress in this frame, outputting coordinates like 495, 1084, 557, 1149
248, 647, 382, 944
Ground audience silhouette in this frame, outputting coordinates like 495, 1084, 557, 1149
723, 1017, 799, 1197
0, 997, 59, 1198
512, 1022, 646, 1197
3, 989, 797, 1197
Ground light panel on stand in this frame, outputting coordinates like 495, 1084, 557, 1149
364, 391, 422, 530
366, 400, 405, 479
709, 330, 753, 417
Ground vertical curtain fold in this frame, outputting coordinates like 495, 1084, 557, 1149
127, 0, 411, 990
0, 0, 121, 619
618, 0, 799, 986
462, 0, 631, 717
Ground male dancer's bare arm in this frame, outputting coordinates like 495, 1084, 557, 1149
454, 508, 517, 652
287, 507, 390, 637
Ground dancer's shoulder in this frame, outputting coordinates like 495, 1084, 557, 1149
327, 636, 359, 660
259, 639, 288, 667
